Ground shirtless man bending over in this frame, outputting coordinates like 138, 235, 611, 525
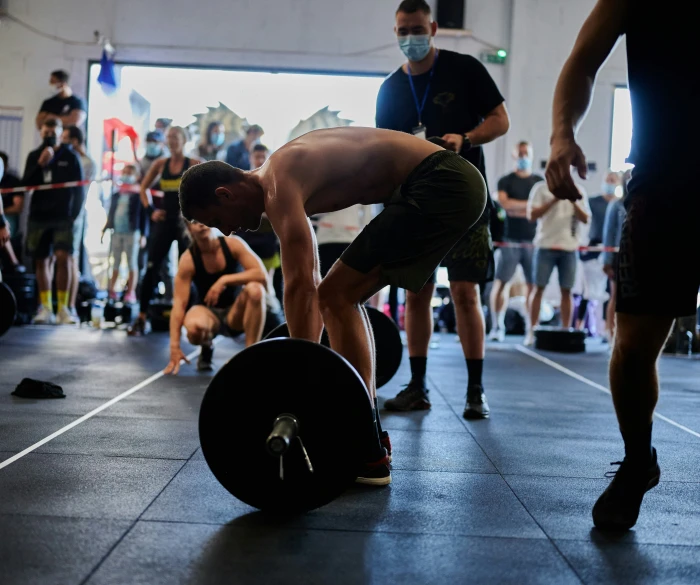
179, 127, 487, 484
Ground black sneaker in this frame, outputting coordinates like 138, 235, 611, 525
463, 384, 490, 419
197, 345, 214, 372
592, 448, 661, 531
383, 381, 431, 411
356, 452, 392, 486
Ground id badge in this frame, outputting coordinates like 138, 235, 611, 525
412, 124, 427, 140
43, 169, 52, 184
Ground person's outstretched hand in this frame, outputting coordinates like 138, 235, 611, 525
546, 136, 587, 201
164, 346, 189, 375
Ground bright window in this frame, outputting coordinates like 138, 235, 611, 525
610, 87, 634, 172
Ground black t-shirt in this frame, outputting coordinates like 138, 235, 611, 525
39, 94, 86, 117
1, 171, 21, 210
22, 144, 84, 221
496, 172, 543, 241
626, 5, 695, 188
376, 49, 504, 204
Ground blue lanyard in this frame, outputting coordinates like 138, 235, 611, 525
407, 49, 439, 126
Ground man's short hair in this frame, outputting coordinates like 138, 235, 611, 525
51, 70, 70, 83
179, 161, 245, 222
396, 0, 431, 15
123, 163, 141, 177
43, 118, 61, 130
518, 140, 531, 148
66, 126, 84, 145
246, 124, 264, 135
252, 143, 269, 153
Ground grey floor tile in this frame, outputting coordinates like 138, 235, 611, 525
0, 412, 80, 451
556, 540, 700, 585
378, 404, 467, 433
0, 515, 131, 585
145, 462, 545, 539
0, 453, 184, 520
86, 521, 579, 585
35, 416, 200, 459
506, 475, 700, 545
387, 429, 497, 473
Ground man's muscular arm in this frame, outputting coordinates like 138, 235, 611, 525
267, 193, 323, 342
442, 103, 510, 152
546, 0, 627, 200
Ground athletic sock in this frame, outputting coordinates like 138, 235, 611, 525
621, 423, 653, 465
57, 290, 69, 312
39, 290, 52, 311
409, 356, 427, 385
466, 358, 484, 387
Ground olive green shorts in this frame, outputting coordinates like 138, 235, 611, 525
340, 151, 487, 293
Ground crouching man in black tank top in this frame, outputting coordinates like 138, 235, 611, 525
164, 221, 268, 374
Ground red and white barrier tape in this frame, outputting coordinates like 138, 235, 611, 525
0, 179, 164, 197
494, 241, 618, 253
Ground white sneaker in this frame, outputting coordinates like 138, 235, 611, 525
488, 328, 506, 342
33, 305, 55, 325
523, 331, 535, 347
56, 306, 78, 325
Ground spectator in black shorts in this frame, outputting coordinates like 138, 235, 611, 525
0, 151, 25, 273
546, 0, 697, 530
489, 140, 542, 341
22, 118, 84, 325
164, 222, 268, 374
377, 0, 509, 418
35, 70, 86, 130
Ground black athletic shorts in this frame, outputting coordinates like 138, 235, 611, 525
616, 178, 699, 317
428, 214, 494, 285
340, 151, 487, 293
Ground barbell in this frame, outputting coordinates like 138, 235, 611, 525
199, 338, 378, 513
0, 281, 17, 337
263, 305, 403, 388
199, 307, 403, 513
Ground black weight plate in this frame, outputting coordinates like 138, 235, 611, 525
365, 306, 403, 388
199, 338, 373, 513
264, 307, 403, 388
0, 282, 17, 337
534, 327, 586, 353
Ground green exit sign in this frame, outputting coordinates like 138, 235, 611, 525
481, 49, 507, 65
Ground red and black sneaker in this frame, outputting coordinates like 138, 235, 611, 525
356, 451, 392, 486
380, 431, 392, 462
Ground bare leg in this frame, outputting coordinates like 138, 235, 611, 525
489, 279, 507, 331
451, 281, 484, 360
560, 288, 573, 328
183, 306, 220, 346
525, 283, 534, 326
69, 255, 80, 309
228, 283, 266, 347
35, 257, 51, 298
405, 282, 434, 357
607, 281, 617, 339
318, 263, 383, 398
54, 251, 71, 295
2, 241, 20, 265
125, 270, 138, 297
359, 304, 377, 398
108, 270, 120, 294
529, 287, 545, 330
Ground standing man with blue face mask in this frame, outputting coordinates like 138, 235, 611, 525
489, 141, 543, 342
377, 0, 510, 418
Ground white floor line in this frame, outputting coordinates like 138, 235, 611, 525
0, 347, 203, 471
516, 345, 700, 440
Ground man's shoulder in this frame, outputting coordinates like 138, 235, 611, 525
440, 50, 480, 69
380, 66, 406, 90
39, 96, 58, 112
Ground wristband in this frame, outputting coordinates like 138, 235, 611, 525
0, 214, 6, 229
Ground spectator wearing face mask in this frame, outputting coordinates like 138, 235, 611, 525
103, 164, 148, 303
140, 131, 165, 175
225, 124, 264, 170
35, 70, 86, 130
575, 170, 623, 332
22, 118, 84, 325
197, 122, 227, 161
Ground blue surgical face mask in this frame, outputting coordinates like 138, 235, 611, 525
146, 143, 162, 158
602, 182, 617, 196
516, 157, 532, 172
210, 133, 225, 147
398, 34, 432, 62
122, 174, 137, 185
